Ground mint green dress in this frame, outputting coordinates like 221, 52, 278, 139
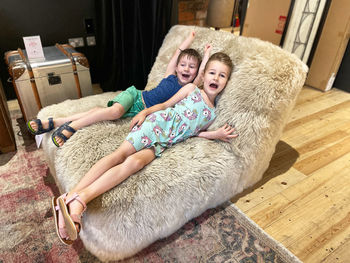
126, 87, 216, 156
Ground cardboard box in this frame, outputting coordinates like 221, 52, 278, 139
241, 0, 292, 45
305, 0, 350, 91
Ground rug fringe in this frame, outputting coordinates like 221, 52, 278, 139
226, 202, 302, 263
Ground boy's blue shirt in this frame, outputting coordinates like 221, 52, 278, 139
142, 75, 182, 108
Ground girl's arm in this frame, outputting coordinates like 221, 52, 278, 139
193, 44, 212, 87
164, 31, 196, 78
129, 84, 196, 130
197, 124, 238, 142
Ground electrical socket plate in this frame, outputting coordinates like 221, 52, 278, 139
86, 36, 96, 46
68, 37, 84, 48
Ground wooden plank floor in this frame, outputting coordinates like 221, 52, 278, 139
232, 86, 350, 262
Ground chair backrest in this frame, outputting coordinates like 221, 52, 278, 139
146, 25, 308, 190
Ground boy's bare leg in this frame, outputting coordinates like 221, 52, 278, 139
54, 103, 125, 146
29, 108, 94, 132
29, 103, 125, 137
66, 146, 156, 231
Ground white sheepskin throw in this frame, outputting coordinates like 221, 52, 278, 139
38, 25, 308, 261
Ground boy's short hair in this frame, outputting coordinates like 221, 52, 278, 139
176, 48, 202, 68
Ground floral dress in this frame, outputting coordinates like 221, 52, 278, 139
126, 87, 216, 156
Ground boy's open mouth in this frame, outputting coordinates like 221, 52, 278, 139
182, 73, 190, 79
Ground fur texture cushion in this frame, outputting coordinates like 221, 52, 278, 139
38, 25, 307, 261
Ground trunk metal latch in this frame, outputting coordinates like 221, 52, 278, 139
47, 72, 61, 85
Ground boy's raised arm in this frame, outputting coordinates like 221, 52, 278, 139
164, 31, 196, 77
193, 43, 212, 87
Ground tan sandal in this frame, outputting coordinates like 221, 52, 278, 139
51, 194, 74, 245
57, 193, 87, 241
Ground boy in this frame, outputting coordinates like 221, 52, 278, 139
27, 32, 211, 147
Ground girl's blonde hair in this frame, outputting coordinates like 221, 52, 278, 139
204, 52, 234, 79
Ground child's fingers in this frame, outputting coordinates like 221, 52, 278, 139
130, 119, 139, 130
226, 125, 236, 132
224, 125, 235, 132
138, 119, 145, 127
225, 133, 238, 140
228, 128, 236, 134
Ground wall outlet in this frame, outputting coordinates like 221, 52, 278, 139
86, 36, 96, 46
68, 37, 84, 47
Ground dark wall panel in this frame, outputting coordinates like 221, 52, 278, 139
334, 41, 350, 93
0, 0, 99, 100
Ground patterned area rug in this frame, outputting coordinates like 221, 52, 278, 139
0, 107, 301, 263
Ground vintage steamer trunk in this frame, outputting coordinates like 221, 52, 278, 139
5, 44, 93, 122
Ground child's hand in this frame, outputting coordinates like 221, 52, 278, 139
204, 44, 212, 53
129, 112, 147, 131
179, 31, 196, 52
185, 31, 196, 43
215, 124, 238, 142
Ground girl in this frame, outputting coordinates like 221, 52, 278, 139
53, 52, 238, 245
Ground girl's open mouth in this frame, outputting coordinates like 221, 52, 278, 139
209, 83, 218, 89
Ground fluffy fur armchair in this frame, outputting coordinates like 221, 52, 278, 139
38, 25, 307, 261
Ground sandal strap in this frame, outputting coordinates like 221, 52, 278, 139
48, 117, 54, 130
65, 193, 87, 213
27, 118, 55, 135
54, 193, 68, 211
35, 119, 43, 131
52, 121, 76, 143
57, 132, 69, 142
63, 193, 86, 234
62, 121, 76, 134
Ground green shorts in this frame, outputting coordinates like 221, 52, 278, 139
107, 86, 145, 118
